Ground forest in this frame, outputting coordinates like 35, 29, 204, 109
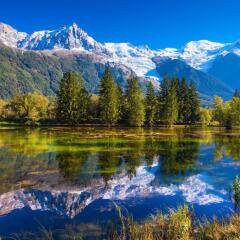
0, 69, 239, 129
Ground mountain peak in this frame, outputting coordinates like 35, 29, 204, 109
71, 22, 78, 28
0, 22, 27, 48
183, 40, 225, 52
67, 22, 80, 32
1, 21, 240, 79
17, 22, 106, 52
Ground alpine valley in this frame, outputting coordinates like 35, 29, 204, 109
0, 22, 239, 102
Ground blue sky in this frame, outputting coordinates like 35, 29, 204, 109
1, 0, 240, 49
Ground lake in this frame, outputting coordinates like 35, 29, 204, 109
0, 127, 239, 239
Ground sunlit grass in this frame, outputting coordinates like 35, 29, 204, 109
108, 205, 240, 240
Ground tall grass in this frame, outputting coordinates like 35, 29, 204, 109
108, 204, 240, 240
108, 204, 192, 240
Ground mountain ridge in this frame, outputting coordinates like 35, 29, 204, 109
0, 21, 239, 100
1, 22, 240, 74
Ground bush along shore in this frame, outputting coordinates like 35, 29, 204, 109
1, 69, 240, 129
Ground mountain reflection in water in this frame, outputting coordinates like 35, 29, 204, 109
0, 127, 239, 237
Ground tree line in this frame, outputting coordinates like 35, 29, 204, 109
0, 69, 239, 128
56, 70, 201, 126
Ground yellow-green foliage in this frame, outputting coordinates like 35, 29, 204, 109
213, 96, 240, 129
198, 215, 240, 240
229, 97, 240, 127
200, 108, 213, 126
9, 92, 49, 122
0, 99, 7, 119
109, 205, 240, 240
167, 206, 192, 240
89, 94, 100, 119
109, 205, 192, 240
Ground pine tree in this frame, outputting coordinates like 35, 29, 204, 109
164, 79, 179, 126
173, 77, 180, 100
159, 77, 178, 126
145, 81, 157, 126
178, 78, 190, 124
188, 80, 200, 124
57, 72, 84, 124
99, 68, 120, 126
158, 76, 171, 122
125, 77, 145, 127
78, 88, 91, 122
117, 85, 124, 122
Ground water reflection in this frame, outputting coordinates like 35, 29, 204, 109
0, 127, 239, 236
214, 136, 240, 160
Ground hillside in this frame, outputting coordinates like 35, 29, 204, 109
0, 45, 134, 98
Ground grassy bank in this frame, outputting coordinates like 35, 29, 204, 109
108, 205, 240, 240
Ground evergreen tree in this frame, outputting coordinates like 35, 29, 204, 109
159, 77, 178, 126
57, 72, 83, 124
57, 71, 90, 124
78, 88, 91, 122
164, 79, 179, 126
145, 81, 157, 126
173, 77, 180, 100
188, 81, 200, 124
125, 77, 145, 127
99, 68, 120, 126
178, 78, 190, 124
157, 76, 171, 122
117, 85, 125, 122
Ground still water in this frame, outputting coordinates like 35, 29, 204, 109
0, 127, 239, 239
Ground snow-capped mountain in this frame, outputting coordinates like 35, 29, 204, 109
1, 21, 239, 78
1, 21, 240, 99
0, 161, 225, 218
0, 22, 107, 53
0, 22, 27, 48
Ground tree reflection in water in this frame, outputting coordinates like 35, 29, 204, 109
0, 128, 239, 193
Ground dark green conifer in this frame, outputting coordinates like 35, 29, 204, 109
145, 81, 157, 126
57, 71, 88, 124
159, 76, 178, 126
178, 78, 190, 124
125, 77, 145, 127
99, 68, 120, 126
188, 80, 200, 124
